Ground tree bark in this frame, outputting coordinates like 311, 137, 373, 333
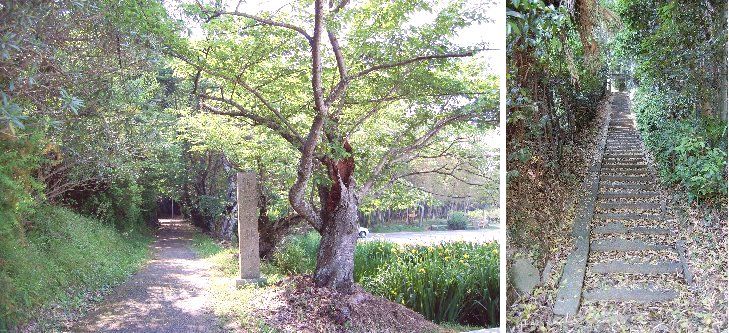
313, 140, 359, 292
314, 185, 359, 292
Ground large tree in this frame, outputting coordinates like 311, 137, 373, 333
178, 0, 496, 292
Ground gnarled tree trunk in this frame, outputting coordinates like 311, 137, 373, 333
313, 141, 359, 292
313, 185, 359, 292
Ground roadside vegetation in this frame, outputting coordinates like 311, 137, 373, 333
191, 233, 500, 331
0, 206, 151, 330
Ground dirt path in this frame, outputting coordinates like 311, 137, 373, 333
70, 218, 225, 333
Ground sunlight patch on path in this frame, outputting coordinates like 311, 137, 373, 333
70, 219, 224, 333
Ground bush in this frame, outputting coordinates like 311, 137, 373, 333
268, 233, 500, 328
270, 232, 320, 275
447, 212, 469, 230
634, 87, 728, 206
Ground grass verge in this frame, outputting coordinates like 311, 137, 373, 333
0, 205, 152, 331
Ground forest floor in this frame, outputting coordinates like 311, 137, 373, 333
68, 218, 225, 333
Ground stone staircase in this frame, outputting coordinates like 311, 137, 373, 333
554, 93, 691, 315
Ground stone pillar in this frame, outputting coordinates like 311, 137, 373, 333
236, 172, 264, 286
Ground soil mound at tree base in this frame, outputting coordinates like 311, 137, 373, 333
264, 275, 447, 333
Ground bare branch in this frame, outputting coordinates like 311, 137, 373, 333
327, 29, 347, 81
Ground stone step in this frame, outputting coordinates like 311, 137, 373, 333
593, 222, 672, 235
597, 202, 662, 210
601, 164, 648, 169
605, 149, 642, 153
601, 183, 653, 190
598, 192, 659, 199
583, 287, 677, 302
591, 239, 671, 252
607, 137, 640, 140
606, 146, 642, 150
601, 169, 650, 175
601, 175, 653, 182
603, 154, 644, 159
602, 160, 646, 165
590, 260, 682, 274
595, 213, 661, 220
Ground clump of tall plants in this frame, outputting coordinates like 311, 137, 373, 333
270, 233, 499, 327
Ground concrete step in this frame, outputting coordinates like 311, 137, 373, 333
593, 222, 672, 235
590, 260, 682, 274
603, 154, 644, 159
597, 202, 662, 210
591, 239, 671, 252
583, 287, 677, 302
595, 213, 661, 220
601, 169, 650, 175
601, 183, 653, 190
601, 175, 653, 182
598, 192, 659, 199
601, 165, 648, 170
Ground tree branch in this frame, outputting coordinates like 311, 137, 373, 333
200, 94, 303, 149
289, 0, 326, 230
326, 51, 478, 105
197, 1, 312, 42
358, 112, 471, 197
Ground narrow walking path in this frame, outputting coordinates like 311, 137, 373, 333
554, 93, 691, 315
70, 218, 224, 333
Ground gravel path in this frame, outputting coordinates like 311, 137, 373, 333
70, 219, 224, 333
364, 226, 502, 245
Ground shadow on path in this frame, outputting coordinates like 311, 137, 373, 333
71, 218, 224, 333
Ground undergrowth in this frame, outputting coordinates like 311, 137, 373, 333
0, 205, 151, 330
633, 86, 728, 207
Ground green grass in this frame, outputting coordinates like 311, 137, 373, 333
0, 205, 152, 330
191, 233, 226, 258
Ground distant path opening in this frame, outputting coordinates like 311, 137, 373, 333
71, 218, 223, 333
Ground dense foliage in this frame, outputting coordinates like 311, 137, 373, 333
270, 232, 499, 328
0, 1, 177, 328
506, 0, 610, 261
613, 0, 728, 207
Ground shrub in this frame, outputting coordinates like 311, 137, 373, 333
634, 86, 728, 206
270, 232, 320, 275
447, 212, 469, 230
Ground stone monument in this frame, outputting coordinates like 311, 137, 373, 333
236, 172, 264, 286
